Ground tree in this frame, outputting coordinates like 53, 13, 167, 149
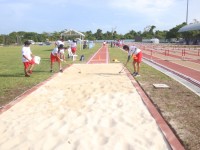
124, 30, 137, 39
103, 31, 112, 40
84, 31, 95, 40
154, 30, 167, 39
166, 22, 186, 40
149, 25, 156, 35
142, 25, 156, 39
94, 29, 103, 40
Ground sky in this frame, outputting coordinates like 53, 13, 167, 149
0, 0, 199, 34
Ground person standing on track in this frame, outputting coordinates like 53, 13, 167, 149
123, 45, 143, 77
22, 41, 36, 77
103, 41, 106, 46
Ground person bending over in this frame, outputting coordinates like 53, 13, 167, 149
22, 41, 35, 77
123, 45, 143, 77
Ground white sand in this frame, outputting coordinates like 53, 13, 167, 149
0, 64, 170, 150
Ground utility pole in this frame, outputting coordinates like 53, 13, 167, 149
186, 0, 189, 24
111, 26, 117, 40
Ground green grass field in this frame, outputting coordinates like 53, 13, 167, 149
0, 44, 101, 106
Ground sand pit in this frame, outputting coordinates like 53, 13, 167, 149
0, 64, 170, 150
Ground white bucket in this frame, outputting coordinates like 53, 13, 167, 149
34, 56, 41, 64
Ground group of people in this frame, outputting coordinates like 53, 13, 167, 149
21, 39, 77, 77
21, 40, 142, 77
51, 38, 78, 73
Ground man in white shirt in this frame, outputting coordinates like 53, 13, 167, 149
50, 44, 63, 73
55, 38, 64, 47
22, 41, 35, 77
71, 39, 77, 54
123, 45, 143, 76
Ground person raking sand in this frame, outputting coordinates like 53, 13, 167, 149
123, 45, 143, 77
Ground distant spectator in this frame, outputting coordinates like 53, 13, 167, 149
83, 40, 87, 49
111, 42, 113, 48
71, 39, 77, 54
103, 41, 106, 46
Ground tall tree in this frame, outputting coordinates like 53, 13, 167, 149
166, 22, 186, 40
124, 30, 137, 39
94, 29, 103, 40
84, 31, 95, 40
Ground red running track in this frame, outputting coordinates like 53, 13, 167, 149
87, 45, 109, 64
142, 52, 200, 82
143, 48, 200, 64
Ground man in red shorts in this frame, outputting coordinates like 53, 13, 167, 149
123, 45, 143, 77
50, 44, 64, 73
70, 39, 77, 54
22, 41, 36, 77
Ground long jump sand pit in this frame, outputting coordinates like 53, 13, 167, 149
0, 64, 170, 150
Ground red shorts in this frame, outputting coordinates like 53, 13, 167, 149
71, 47, 77, 54
133, 51, 142, 63
23, 59, 35, 69
50, 53, 59, 62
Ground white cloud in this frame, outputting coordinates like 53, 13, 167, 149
108, 0, 173, 15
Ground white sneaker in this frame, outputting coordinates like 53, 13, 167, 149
134, 73, 140, 77
132, 72, 137, 76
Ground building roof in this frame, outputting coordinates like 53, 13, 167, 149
178, 23, 200, 32
61, 29, 85, 37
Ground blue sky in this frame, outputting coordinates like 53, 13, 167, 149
0, 0, 199, 34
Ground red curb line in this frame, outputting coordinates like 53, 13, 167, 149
124, 68, 185, 150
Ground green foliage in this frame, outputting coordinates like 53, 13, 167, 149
166, 22, 187, 39
124, 30, 137, 39
84, 31, 96, 40
155, 30, 167, 39
1, 22, 199, 44
94, 29, 103, 40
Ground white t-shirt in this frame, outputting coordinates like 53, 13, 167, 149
128, 46, 141, 56
22, 46, 32, 62
71, 42, 77, 48
51, 47, 59, 56
55, 40, 64, 47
